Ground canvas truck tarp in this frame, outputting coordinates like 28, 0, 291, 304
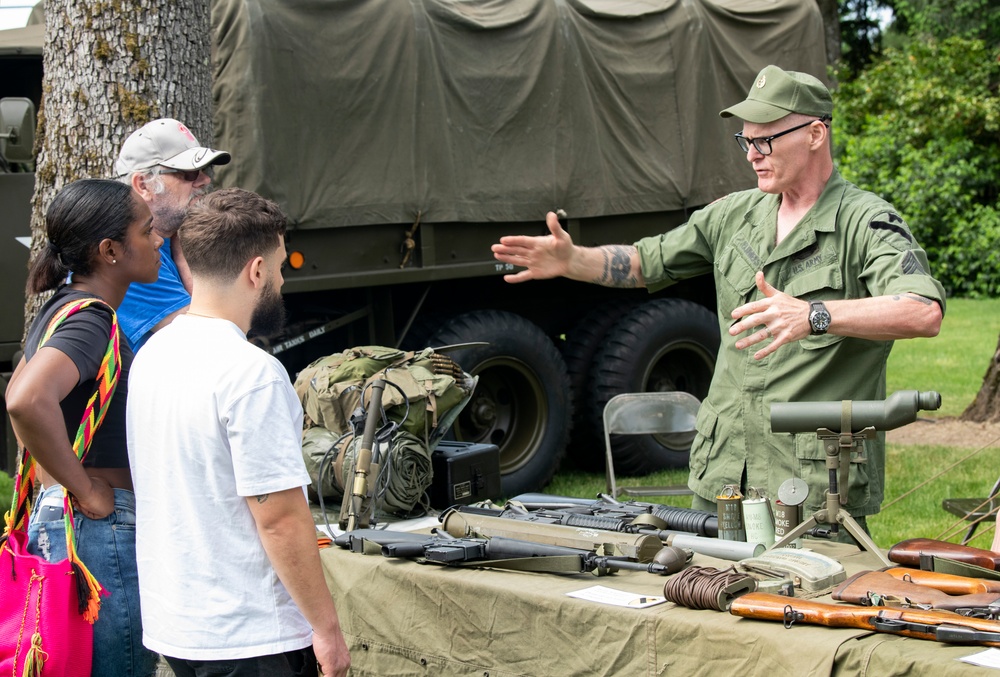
0, 24, 43, 55
211, 0, 826, 228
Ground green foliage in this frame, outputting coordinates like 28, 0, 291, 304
892, 0, 1000, 48
0, 472, 12, 513
838, 0, 893, 77
834, 37, 1000, 296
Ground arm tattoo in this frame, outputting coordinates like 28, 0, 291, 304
255, 494, 270, 504
893, 293, 934, 306
593, 245, 639, 288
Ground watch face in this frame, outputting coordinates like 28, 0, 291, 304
810, 306, 831, 333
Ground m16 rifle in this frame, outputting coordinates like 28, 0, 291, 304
509, 493, 719, 538
730, 592, 1000, 647
334, 528, 677, 575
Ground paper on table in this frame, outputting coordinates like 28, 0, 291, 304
566, 585, 667, 608
959, 648, 1000, 669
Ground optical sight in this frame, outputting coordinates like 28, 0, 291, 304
770, 390, 941, 434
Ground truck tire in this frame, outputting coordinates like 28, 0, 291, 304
561, 300, 637, 471
589, 298, 718, 475
399, 312, 450, 352
428, 310, 570, 496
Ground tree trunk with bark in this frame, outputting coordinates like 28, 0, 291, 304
962, 335, 1000, 423
25, 0, 212, 328
815, 0, 842, 70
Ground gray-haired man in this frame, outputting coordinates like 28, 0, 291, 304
116, 118, 231, 350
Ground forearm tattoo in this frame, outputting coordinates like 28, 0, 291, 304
593, 245, 639, 288
893, 293, 934, 306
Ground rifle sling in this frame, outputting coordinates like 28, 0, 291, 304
923, 556, 1000, 581
839, 400, 852, 506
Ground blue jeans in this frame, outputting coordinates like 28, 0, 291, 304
28, 485, 159, 677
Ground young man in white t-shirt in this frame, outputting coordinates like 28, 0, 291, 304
126, 188, 350, 677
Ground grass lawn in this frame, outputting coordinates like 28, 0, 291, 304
548, 297, 1000, 550
885, 297, 1000, 417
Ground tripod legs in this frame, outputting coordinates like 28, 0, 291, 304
769, 508, 891, 568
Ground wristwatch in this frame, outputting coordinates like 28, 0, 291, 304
808, 301, 831, 335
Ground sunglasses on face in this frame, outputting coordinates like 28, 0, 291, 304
160, 166, 213, 182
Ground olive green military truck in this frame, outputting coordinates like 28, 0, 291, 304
0, 0, 826, 495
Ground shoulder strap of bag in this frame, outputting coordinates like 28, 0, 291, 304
40, 298, 122, 464
3, 297, 120, 622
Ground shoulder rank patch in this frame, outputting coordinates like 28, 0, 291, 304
900, 250, 928, 275
868, 211, 913, 243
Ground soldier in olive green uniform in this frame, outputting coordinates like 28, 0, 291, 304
493, 65, 945, 529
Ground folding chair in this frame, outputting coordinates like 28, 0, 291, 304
942, 475, 1000, 545
603, 391, 699, 498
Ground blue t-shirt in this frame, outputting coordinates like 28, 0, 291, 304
117, 237, 190, 351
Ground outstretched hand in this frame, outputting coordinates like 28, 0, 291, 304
729, 271, 811, 359
491, 211, 575, 283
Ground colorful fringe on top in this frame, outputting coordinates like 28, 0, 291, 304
3, 297, 120, 623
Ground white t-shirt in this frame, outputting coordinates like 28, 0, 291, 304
127, 315, 313, 660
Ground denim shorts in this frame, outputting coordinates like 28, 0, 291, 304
28, 485, 159, 677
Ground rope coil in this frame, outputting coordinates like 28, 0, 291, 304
662, 565, 756, 611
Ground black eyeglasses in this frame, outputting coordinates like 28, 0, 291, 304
160, 167, 212, 182
734, 117, 830, 156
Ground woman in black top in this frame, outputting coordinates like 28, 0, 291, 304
6, 179, 162, 677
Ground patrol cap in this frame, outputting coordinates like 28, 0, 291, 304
115, 118, 231, 177
719, 65, 833, 123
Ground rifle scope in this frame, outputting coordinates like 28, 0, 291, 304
770, 390, 941, 434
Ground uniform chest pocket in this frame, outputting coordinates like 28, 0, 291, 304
715, 243, 758, 311
783, 262, 847, 351
781, 259, 844, 301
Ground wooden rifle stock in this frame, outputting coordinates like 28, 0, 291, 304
888, 538, 1000, 570
730, 592, 1000, 646
834, 570, 1000, 612
885, 567, 1000, 595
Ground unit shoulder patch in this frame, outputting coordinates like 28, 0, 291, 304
867, 211, 913, 248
